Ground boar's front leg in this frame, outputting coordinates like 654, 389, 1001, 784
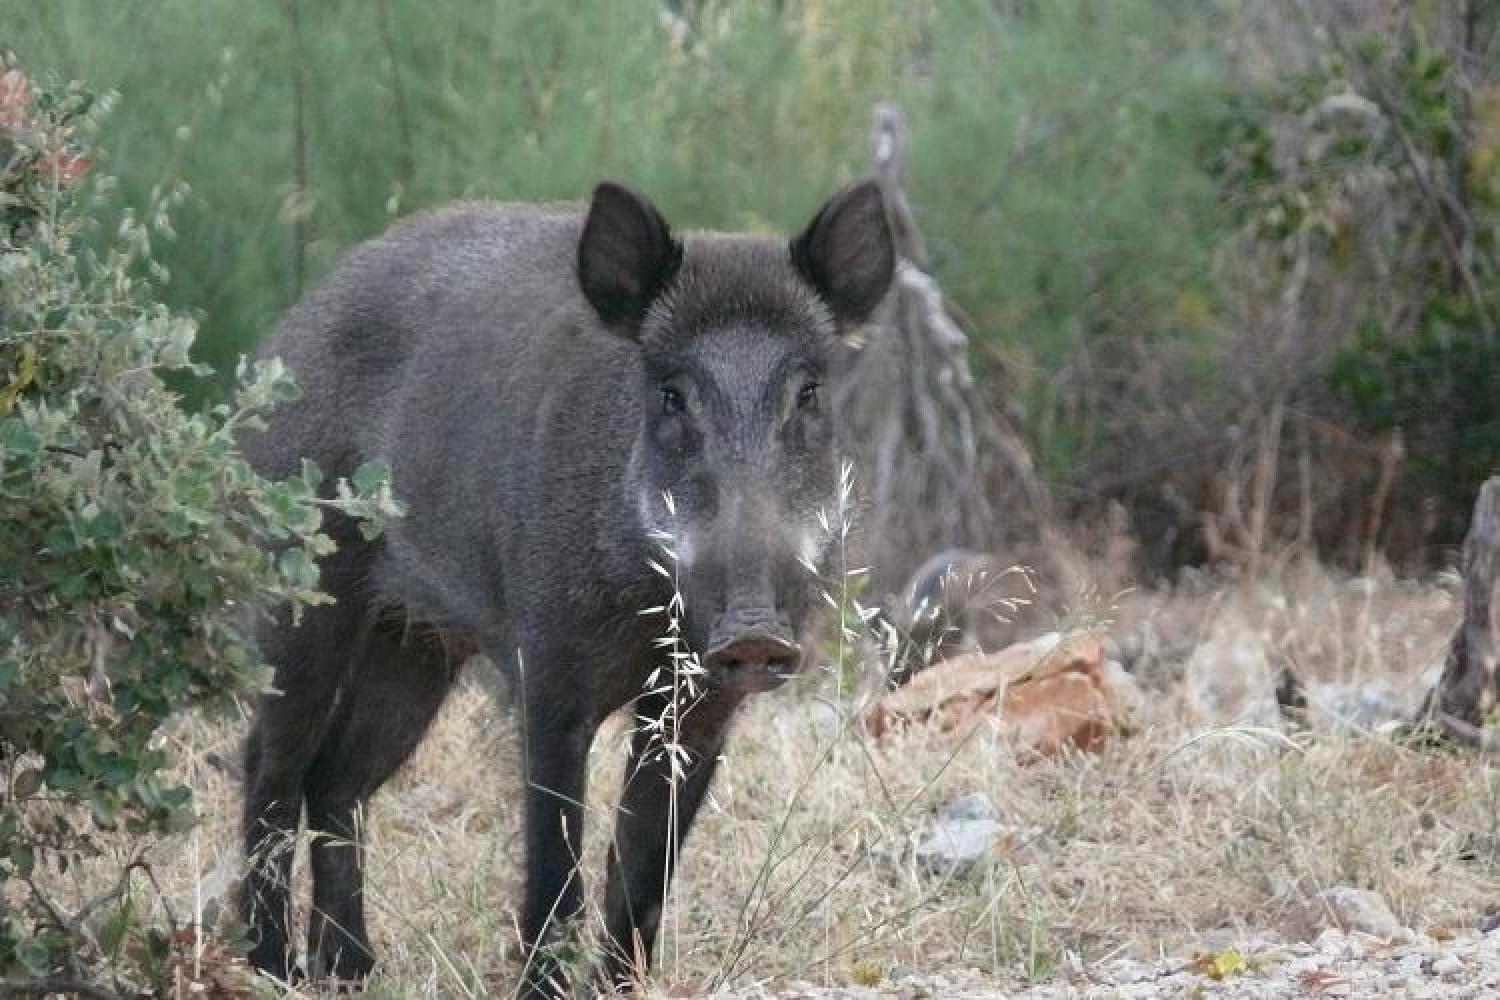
515, 652, 598, 999
600, 687, 744, 990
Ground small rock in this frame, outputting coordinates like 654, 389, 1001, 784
1190, 925, 1245, 955
908, 793, 1009, 873
1481, 911, 1500, 934
911, 816, 1003, 873
937, 792, 1000, 823
194, 857, 241, 929
1431, 953, 1464, 976
1110, 959, 1155, 984
1180, 607, 1282, 728
1309, 681, 1409, 730
796, 698, 847, 741
1316, 927, 1348, 949
203, 749, 244, 779
1318, 886, 1414, 942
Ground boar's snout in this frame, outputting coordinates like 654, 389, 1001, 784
704, 610, 801, 691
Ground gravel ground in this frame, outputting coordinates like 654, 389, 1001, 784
732, 927, 1500, 998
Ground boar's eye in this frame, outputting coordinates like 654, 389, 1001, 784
660, 385, 686, 415
797, 382, 820, 413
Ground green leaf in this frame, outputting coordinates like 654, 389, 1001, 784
97, 898, 134, 956
8, 842, 34, 877
277, 547, 319, 590
300, 458, 323, 492
15, 936, 51, 976
352, 459, 392, 496
85, 509, 123, 544
1191, 948, 1249, 980
0, 418, 39, 457
0, 342, 36, 416
11, 767, 43, 799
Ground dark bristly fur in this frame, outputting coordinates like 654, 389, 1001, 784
237, 179, 894, 996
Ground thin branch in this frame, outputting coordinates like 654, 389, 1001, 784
375, 0, 415, 189
1, 979, 123, 1000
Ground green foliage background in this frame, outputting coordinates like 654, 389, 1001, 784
0, 0, 1233, 399
5, 1, 1497, 567
3, 3, 1498, 992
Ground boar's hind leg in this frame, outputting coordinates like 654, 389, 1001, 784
241, 596, 366, 983
301, 617, 458, 981
600, 688, 744, 990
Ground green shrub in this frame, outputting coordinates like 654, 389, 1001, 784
0, 60, 399, 995
1245, 8, 1500, 556
1325, 19, 1500, 545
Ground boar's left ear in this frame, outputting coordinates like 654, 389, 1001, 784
578, 181, 683, 336
790, 178, 896, 329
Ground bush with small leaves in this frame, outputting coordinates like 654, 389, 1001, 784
0, 59, 400, 996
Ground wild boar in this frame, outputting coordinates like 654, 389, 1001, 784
238, 178, 894, 995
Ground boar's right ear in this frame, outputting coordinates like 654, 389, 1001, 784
790, 178, 896, 330
577, 181, 682, 336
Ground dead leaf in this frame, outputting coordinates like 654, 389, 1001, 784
1297, 966, 1350, 994
0, 342, 36, 415
1188, 947, 1248, 980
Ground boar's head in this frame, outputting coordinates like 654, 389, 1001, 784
578, 179, 894, 692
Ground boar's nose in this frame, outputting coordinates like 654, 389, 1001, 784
705, 633, 802, 673
704, 610, 801, 676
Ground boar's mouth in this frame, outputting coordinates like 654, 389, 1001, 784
703, 613, 802, 693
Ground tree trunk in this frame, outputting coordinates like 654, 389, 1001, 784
835, 103, 1069, 603
1414, 475, 1500, 749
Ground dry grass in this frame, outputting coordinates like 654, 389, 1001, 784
133, 561, 1500, 997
